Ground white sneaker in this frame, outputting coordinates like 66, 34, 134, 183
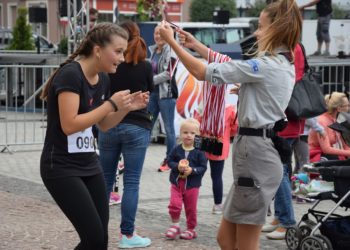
266, 228, 286, 240
212, 204, 223, 214
261, 223, 279, 232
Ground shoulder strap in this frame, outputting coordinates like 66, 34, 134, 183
278, 52, 293, 64
298, 43, 310, 73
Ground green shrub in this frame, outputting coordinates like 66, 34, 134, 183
190, 0, 237, 22
8, 7, 35, 50
58, 37, 68, 55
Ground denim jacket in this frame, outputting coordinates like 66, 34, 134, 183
167, 144, 207, 189
148, 44, 176, 99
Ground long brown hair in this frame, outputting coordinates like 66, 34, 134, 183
119, 20, 147, 65
257, 0, 302, 59
40, 22, 128, 100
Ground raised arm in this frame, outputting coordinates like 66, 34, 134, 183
299, 0, 320, 10
177, 29, 209, 60
158, 22, 207, 81
159, 21, 266, 85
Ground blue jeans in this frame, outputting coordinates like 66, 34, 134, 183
274, 138, 296, 227
98, 123, 150, 235
148, 92, 176, 158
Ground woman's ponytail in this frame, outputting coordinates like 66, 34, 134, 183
124, 36, 147, 65
258, 0, 302, 58
120, 20, 147, 65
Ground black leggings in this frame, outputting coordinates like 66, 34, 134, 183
43, 174, 109, 250
209, 160, 225, 205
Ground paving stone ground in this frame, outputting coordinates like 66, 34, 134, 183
0, 143, 346, 250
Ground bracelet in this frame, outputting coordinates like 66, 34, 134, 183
106, 99, 118, 112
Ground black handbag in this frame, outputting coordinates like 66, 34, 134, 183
285, 44, 327, 120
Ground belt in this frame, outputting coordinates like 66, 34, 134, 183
238, 127, 275, 138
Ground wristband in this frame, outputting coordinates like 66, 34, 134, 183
106, 99, 118, 112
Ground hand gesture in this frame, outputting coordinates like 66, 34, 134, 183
177, 29, 198, 50
128, 91, 149, 111
159, 21, 175, 43
178, 159, 189, 172
182, 166, 193, 178
109, 90, 131, 111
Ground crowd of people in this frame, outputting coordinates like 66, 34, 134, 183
39, 0, 346, 249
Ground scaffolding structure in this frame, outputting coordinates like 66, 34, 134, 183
64, 0, 90, 55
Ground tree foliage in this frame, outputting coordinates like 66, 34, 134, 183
190, 0, 236, 22
332, 4, 348, 19
137, 0, 163, 21
245, 0, 266, 17
8, 7, 35, 50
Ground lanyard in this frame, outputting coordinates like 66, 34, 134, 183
200, 49, 230, 138
169, 57, 179, 78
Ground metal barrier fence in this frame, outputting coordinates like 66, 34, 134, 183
0, 64, 57, 153
310, 60, 350, 95
0, 61, 350, 152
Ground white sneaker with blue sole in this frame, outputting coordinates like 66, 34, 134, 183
118, 234, 151, 249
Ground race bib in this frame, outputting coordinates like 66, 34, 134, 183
67, 127, 95, 153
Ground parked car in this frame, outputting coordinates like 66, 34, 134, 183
0, 28, 57, 53
139, 21, 253, 58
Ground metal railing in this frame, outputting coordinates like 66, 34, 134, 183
0, 64, 57, 153
310, 60, 350, 95
0, 60, 350, 153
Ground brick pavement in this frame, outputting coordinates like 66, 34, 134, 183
0, 143, 346, 249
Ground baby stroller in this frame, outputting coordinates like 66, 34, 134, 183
285, 112, 350, 250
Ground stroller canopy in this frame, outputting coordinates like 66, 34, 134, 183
329, 112, 350, 147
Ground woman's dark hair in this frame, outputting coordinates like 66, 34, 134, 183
40, 22, 128, 100
119, 20, 147, 65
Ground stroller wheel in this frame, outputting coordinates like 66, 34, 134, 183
315, 234, 333, 250
299, 225, 312, 239
301, 235, 331, 250
285, 226, 301, 250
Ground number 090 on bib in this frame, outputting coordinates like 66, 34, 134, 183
67, 127, 95, 153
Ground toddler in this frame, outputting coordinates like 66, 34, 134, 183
165, 118, 207, 240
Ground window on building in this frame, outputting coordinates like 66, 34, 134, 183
98, 13, 113, 23
9, 5, 17, 28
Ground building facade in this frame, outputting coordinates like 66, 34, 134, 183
0, 0, 187, 45
0, 0, 63, 44
93, 0, 185, 22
